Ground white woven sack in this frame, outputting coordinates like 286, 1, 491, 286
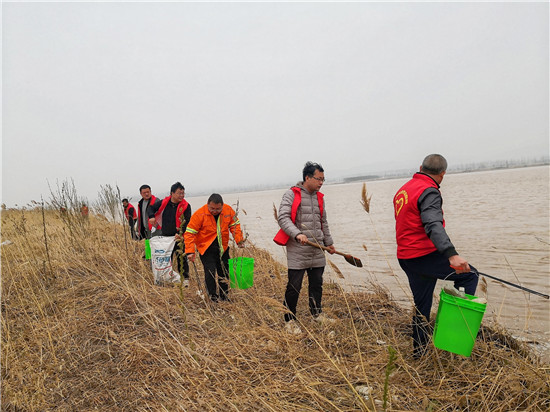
149, 236, 181, 285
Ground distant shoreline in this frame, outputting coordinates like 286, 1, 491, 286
193, 160, 550, 197
338, 160, 550, 184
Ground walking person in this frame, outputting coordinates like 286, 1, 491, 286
148, 182, 192, 286
122, 198, 138, 240
393, 154, 478, 358
275, 161, 336, 334
185, 194, 245, 302
137, 184, 161, 240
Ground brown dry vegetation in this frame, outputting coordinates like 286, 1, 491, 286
1, 207, 549, 411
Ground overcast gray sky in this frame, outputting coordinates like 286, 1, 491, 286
2, 2, 548, 207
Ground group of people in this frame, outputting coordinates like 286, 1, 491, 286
123, 183, 244, 301
122, 155, 478, 358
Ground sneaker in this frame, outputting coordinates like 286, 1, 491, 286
284, 320, 302, 335
182, 279, 189, 288
313, 313, 336, 324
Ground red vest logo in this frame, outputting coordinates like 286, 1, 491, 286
394, 190, 409, 217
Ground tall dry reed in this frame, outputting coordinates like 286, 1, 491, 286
1, 203, 549, 411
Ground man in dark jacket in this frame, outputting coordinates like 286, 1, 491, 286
149, 182, 192, 286
393, 154, 478, 358
137, 184, 161, 240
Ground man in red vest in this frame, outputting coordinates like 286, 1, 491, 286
149, 182, 192, 286
137, 184, 161, 240
276, 161, 336, 334
394, 154, 478, 358
122, 198, 138, 240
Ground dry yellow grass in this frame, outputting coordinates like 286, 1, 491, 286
1, 207, 549, 411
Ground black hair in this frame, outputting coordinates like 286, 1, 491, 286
207, 193, 224, 205
421, 154, 448, 175
302, 161, 324, 181
122, 198, 129, 203
139, 184, 151, 192
170, 182, 185, 194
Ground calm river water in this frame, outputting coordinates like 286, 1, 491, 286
188, 166, 550, 357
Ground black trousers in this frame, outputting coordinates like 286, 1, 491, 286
399, 251, 478, 355
200, 242, 230, 300
128, 218, 138, 240
283, 267, 324, 322
171, 241, 189, 279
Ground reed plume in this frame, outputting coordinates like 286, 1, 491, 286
272, 202, 278, 221
327, 259, 345, 279
361, 183, 373, 214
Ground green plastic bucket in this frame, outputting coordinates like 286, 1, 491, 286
433, 290, 487, 357
228, 257, 254, 289
144, 239, 151, 260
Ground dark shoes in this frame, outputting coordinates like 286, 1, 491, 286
209, 294, 231, 303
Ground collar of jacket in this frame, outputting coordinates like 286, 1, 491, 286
295, 181, 319, 195
414, 172, 440, 189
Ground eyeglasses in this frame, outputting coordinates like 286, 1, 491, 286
311, 176, 325, 182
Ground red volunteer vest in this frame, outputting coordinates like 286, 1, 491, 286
124, 203, 136, 219
394, 173, 444, 259
273, 187, 324, 246
154, 196, 189, 230
138, 195, 157, 232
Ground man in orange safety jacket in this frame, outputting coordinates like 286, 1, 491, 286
185, 193, 245, 302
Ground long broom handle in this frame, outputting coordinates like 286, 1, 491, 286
304, 240, 346, 257
476, 271, 549, 299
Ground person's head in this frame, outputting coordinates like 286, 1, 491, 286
302, 161, 325, 192
207, 193, 224, 216
170, 182, 185, 203
122, 199, 129, 208
420, 154, 447, 183
139, 184, 152, 200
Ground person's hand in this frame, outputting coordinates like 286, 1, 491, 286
148, 217, 156, 225
296, 234, 308, 245
237, 240, 245, 248
449, 255, 470, 273
175, 234, 182, 241
326, 245, 336, 254
187, 253, 195, 263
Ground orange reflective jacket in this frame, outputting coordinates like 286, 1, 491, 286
184, 204, 243, 255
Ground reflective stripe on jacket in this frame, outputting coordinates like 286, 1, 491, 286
184, 204, 243, 255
